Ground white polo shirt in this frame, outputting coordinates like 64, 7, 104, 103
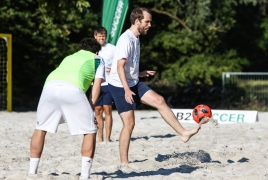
109, 29, 140, 87
98, 43, 115, 86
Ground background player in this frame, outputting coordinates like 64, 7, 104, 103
94, 27, 116, 142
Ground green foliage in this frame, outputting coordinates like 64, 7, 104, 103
161, 50, 249, 85
1, 0, 97, 63
0, 0, 99, 109
257, 17, 268, 52
0, 0, 267, 109
135, 0, 264, 85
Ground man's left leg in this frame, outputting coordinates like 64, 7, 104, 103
95, 106, 104, 142
29, 129, 47, 174
103, 105, 113, 141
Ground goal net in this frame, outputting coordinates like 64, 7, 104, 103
0, 34, 12, 111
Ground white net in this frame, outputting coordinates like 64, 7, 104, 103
0, 37, 7, 110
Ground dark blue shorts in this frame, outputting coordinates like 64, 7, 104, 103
95, 85, 114, 106
108, 81, 151, 114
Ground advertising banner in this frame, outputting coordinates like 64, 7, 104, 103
102, 0, 129, 45
171, 109, 258, 124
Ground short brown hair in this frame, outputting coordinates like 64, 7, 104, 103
94, 27, 107, 36
130, 7, 151, 25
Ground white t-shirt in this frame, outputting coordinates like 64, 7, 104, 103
98, 43, 115, 86
109, 29, 140, 87
94, 55, 106, 82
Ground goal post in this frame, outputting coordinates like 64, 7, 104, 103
0, 34, 12, 112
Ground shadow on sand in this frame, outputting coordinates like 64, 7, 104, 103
131, 133, 176, 141
92, 166, 199, 179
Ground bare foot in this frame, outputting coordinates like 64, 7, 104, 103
121, 161, 129, 165
121, 160, 129, 165
180, 125, 201, 143
120, 155, 129, 164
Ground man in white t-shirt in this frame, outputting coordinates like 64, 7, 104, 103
94, 27, 116, 142
108, 7, 202, 164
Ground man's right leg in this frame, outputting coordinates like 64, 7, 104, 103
81, 133, 96, 158
29, 129, 47, 174
94, 106, 104, 142
107, 83, 136, 164
119, 110, 135, 164
80, 133, 96, 180
140, 89, 200, 142
103, 105, 113, 141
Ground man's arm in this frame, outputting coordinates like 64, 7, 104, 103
91, 56, 105, 106
117, 59, 136, 104
91, 78, 103, 106
139, 70, 156, 77
105, 68, 111, 75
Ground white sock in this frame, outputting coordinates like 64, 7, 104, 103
29, 158, 40, 174
80, 156, 93, 179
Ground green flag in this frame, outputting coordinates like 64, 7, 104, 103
102, 0, 129, 45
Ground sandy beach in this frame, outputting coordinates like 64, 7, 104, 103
0, 110, 268, 180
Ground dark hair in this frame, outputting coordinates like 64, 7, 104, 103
94, 27, 107, 36
78, 38, 101, 53
130, 7, 151, 25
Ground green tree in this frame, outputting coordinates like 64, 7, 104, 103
131, 0, 265, 85
0, 0, 100, 109
1, 0, 267, 109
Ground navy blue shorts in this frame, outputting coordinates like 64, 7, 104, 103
95, 85, 114, 106
108, 81, 151, 114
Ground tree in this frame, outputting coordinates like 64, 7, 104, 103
131, 0, 266, 85
1, 0, 267, 109
0, 0, 99, 109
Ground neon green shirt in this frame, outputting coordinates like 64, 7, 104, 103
45, 50, 102, 92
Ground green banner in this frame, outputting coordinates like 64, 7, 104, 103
102, 0, 129, 45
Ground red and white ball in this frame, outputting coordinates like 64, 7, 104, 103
192, 104, 212, 123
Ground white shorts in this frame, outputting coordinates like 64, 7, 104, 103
36, 80, 97, 135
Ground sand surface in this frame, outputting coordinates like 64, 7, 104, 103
0, 110, 268, 180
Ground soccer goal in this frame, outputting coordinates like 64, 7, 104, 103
222, 72, 268, 105
0, 34, 12, 112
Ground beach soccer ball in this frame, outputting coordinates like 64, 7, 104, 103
192, 104, 212, 123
